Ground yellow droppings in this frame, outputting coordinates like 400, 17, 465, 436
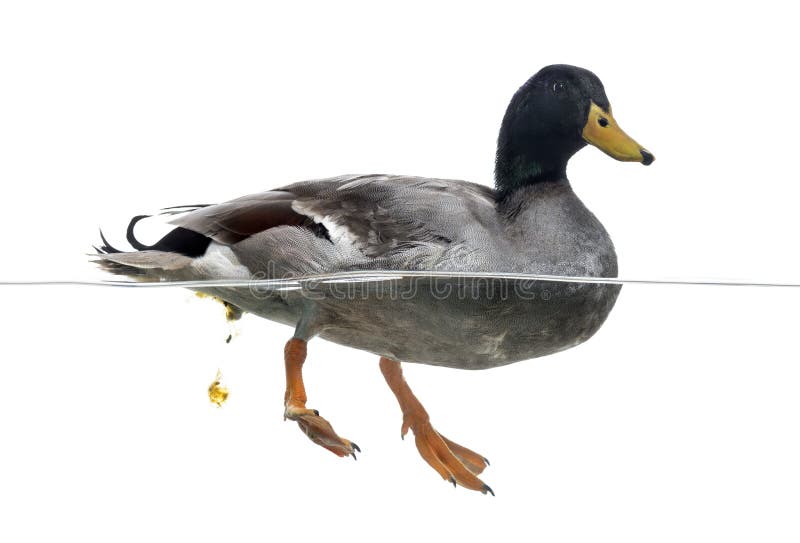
208, 369, 229, 407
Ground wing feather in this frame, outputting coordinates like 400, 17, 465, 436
167, 175, 498, 261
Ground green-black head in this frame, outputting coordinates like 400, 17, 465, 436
495, 64, 654, 196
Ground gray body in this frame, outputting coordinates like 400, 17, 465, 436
101, 174, 620, 369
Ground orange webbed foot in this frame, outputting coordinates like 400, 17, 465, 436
285, 403, 360, 459
404, 421, 493, 495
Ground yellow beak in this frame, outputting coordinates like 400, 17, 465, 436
582, 102, 654, 165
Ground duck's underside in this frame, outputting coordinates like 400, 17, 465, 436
189, 277, 618, 370
98, 246, 618, 369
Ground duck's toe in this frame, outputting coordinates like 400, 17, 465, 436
411, 421, 493, 495
438, 433, 490, 476
289, 408, 359, 459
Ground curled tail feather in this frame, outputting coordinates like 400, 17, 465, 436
93, 214, 210, 279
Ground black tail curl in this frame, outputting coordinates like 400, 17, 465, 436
126, 215, 153, 250
95, 214, 212, 257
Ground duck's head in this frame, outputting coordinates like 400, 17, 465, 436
495, 64, 653, 194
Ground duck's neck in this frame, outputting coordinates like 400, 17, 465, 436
494, 158, 570, 205
494, 143, 577, 202
493, 103, 588, 199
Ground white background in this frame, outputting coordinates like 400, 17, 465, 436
1, 2, 800, 542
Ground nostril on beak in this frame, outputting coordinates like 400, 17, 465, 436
640, 149, 655, 165
598, 117, 609, 127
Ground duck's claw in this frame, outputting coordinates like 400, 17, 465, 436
285, 405, 359, 459
410, 421, 492, 494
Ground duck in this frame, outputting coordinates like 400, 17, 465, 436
95, 64, 654, 495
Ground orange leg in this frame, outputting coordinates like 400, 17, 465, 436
379, 357, 493, 495
284, 338, 359, 458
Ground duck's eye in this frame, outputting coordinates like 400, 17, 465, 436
552, 81, 567, 95
598, 117, 609, 127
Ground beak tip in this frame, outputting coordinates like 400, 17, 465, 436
640, 149, 655, 166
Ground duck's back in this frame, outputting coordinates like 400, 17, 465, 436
186, 174, 509, 277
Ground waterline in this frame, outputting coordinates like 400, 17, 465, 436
2, 271, 800, 289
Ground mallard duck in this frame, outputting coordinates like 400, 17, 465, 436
96, 64, 654, 495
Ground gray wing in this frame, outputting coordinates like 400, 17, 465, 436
168, 174, 503, 272
283, 175, 500, 260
